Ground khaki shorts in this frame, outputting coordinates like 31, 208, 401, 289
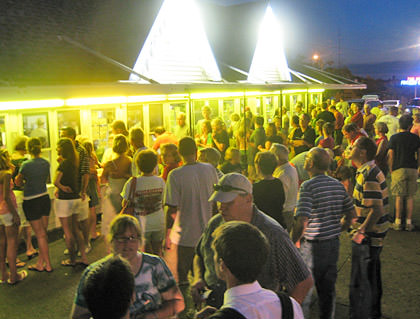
55, 198, 81, 218
391, 168, 418, 196
76, 198, 90, 221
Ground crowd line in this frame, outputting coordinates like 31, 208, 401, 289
0, 98, 419, 319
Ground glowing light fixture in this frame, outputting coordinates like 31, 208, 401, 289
129, 0, 222, 83
248, 5, 291, 83
281, 89, 307, 94
308, 89, 325, 93
0, 99, 64, 110
66, 96, 127, 106
401, 77, 420, 86
190, 92, 245, 99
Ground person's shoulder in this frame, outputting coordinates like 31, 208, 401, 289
142, 252, 164, 266
253, 208, 284, 232
208, 214, 224, 228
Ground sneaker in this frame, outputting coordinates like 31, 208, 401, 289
85, 244, 92, 254
405, 224, 415, 232
392, 223, 403, 231
64, 249, 70, 255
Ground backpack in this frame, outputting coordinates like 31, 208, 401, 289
210, 291, 294, 319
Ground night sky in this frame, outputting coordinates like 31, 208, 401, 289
208, 0, 420, 66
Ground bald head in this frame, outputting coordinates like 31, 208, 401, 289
306, 147, 330, 172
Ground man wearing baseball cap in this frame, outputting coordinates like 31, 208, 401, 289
191, 173, 313, 310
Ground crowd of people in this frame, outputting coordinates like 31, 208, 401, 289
0, 98, 419, 319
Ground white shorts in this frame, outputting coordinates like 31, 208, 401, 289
0, 213, 14, 226
55, 198, 82, 218
76, 198, 89, 221
13, 190, 29, 227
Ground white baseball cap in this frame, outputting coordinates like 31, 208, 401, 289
208, 173, 252, 203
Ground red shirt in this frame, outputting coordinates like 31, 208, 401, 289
351, 111, 363, 129
152, 133, 178, 151
333, 110, 344, 130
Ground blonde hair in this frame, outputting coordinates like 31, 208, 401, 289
161, 143, 181, 163
0, 149, 11, 171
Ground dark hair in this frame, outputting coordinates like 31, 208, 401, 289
154, 126, 166, 135
357, 137, 377, 161
321, 102, 328, 110
178, 137, 197, 157
129, 127, 145, 148
374, 121, 388, 134
255, 116, 264, 126
161, 143, 181, 163
291, 115, 299, 126
266, 122, 277, 136
329, 105, 337, 111
14, 136, 28, 152
83, 256, 134, 319
136, 149, 157, 174
82, 141, 94, 158
112, 121, 128, 136
58, 138, 78, 167
255, 151, 277, 175
112, 134, 128, 154
61, 127, 76, 139
27, 137, 42, 156
323, 122, 334, 135
343, 123, 358, 133
399, 114, 413, 130
201, 120, 212, 134
212, 221, 269, 284
335, 165, 354, 182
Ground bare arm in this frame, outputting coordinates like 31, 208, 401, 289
144, 285, 185, 319
164, 205, 178, 250
291, 216, 308, 246
359, 205, 384, 233
387, 149, 394, 173
54, 171, 73, 193
289, 274, 314, 305
3, 173, 19, 225
191, 254, 208, 306
15, 172, 24, 187
341, 208, 357, 232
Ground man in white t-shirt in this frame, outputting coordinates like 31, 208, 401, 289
164, 137, 218, 318
196, 221, 303, 319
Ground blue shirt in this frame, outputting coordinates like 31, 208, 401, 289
19, 157, 50, 198
295, 174, 354, 240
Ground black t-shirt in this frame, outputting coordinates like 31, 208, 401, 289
292, 127, 316, 155
213, 130, 230, 159
57, 159, 80, 199
253, 178, 286, 228
316, 110, 336, 123
388, 131, 420, 171
267, 135, 283, 145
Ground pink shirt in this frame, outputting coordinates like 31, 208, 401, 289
0, 180, 17, 215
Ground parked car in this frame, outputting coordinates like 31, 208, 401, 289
383, 100, 400, 108
404, 98, 420, 114
362, 94, 380, 101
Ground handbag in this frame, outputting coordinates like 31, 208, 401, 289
119, 177, 137, 216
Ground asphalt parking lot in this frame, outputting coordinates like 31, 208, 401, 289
1, 192, 419, 319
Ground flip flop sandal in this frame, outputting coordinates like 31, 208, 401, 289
61, 259, 76, 267
16, 259, 26, 268
26, 251, 39, 260
28, 265, 45, 272
7, 270, 28, 285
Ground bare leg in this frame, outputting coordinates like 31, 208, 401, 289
60, 217, 76, 264
406, 196, 414, 220
88, 206, 99, 238
78, 219, 90, 250
0, 225, 7, 282
5, 224, 19, 283
73, 215, 88, 264
30, 219, 52, 271
41, 215, 49, 232
395, 196, 404, 220
23, 225, 37, 257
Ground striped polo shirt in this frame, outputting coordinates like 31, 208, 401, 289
296, 174, 354, 241
353, 160, 389, 247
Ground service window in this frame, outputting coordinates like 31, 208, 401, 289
265, 96, 274, 121
192, 100, 219, 135
57, 110, 81, 135
148, 104, 164, 146
127, 105, 144, 129
169, 102, 187, 132
222, 100, 235, 128
22, 113, 50, 148
91, 109, 115, 162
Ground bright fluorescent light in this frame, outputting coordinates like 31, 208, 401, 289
308, 89, 325, 93
0, 99, 65, 110
66, 96, 127, 106
282, 89, 307, 94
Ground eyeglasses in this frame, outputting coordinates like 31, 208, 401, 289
113, 236, 139, 244
213, 184, 248, 194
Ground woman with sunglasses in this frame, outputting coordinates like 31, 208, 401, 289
71, 214, 185, 319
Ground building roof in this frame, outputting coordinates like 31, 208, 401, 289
0, 0, 364, 90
